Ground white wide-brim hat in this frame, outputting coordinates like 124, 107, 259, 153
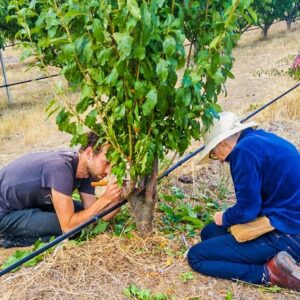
197, 111, 258, 162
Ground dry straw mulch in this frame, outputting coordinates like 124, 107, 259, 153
1, 233, 300, 300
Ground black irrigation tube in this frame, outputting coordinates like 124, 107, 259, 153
0, 73, 60, 89
0, 82, 299, 277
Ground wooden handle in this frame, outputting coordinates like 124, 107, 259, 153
91, 180, 108, 187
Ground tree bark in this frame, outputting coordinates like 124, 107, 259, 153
128, 157, 158, 237
287, 19, 292, 31
262, 27, 269, 39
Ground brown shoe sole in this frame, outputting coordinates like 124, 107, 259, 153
275, 251, 300, 280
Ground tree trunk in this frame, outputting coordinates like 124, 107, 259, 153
262, 27, 269, 40
128, 157, 158, 237
287, 19, 292, 31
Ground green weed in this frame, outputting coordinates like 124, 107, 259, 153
179, 271, 195, 283
288, 67, 300, 80
124, 284, 169, 300
72, 190, 81, 201
111, 205, 136, 237
76, 219, 110, 242
1, 238, 55, 272
158, 187, 203, 237
258, 285, 283, 293
225, 290, 233, 300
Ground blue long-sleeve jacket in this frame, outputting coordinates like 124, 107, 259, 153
222, 128, 300, 234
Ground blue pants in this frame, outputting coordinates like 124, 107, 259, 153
187, 222, 300, 283
0, 201, 83, 248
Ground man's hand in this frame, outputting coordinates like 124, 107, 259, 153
98, 180, 123, 221
101, 180, 122, 203
213, 211, 223, 226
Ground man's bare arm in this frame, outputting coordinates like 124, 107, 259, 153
51, 182, 122, 232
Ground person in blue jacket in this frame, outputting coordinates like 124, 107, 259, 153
187, 111, 300, 291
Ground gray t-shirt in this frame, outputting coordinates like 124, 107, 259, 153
0, 151, 95, 216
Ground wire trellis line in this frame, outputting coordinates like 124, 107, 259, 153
0, 73, 60, 89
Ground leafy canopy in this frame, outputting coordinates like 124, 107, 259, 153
11, 0, 253, 182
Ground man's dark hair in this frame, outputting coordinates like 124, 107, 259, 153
79, 132, 105, 154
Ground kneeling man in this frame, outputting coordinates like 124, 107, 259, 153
0, 132, 122, 248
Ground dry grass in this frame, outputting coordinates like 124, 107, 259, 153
220, 21, 300, 116
0, 48, 71, 166
1, 20, 300, 300
255, 89, 300, 123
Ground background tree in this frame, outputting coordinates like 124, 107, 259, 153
11, 0, 253, 236
0, 0, 22, 48
0, 0, 8, 49
252, 0, 282, 39
278, 0, 300, 30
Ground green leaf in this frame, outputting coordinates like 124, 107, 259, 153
156, 59, 168, 81
82, 41, 93, 63
134, 46, 146, 60
127, 0, 141, 20
92, 18, 104, 42
19, 49, 32, 62
163, 36, 176, 57
247, 7, 257, 23
105, 68, 119, 85
141, 3, 151, 27
181, 216, 202, 227
190, 72, 201, 83
210, 35, 222, 49
114, 103, 126, 120
75, 36, 93, 63
46, 98, 57, 113
142, 89, 157, 116
64, 10, 87, 19
91, 221, 109, 235
157, 0, 166, 8
113, 32, 133, 58
80, 83, 93, 100
182, 89, 191, 106
76, 97, 91, 114
84, 110, 97, 128
88, 68, 104, 83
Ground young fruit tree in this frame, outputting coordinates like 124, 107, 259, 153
11, 0, 253, 236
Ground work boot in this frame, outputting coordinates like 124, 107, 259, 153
266, 251, 300, 291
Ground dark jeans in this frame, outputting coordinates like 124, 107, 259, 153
187, 222, 300, 284
0, 201, 83, 248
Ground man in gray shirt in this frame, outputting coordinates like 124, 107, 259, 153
0, 132, 122, 248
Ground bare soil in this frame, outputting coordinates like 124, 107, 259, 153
0, 21, 300, 300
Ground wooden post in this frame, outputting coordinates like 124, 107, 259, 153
0, 49, 13, 105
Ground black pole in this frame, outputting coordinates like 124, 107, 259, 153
0, 199, 127, 276
158, 82, 300, 180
